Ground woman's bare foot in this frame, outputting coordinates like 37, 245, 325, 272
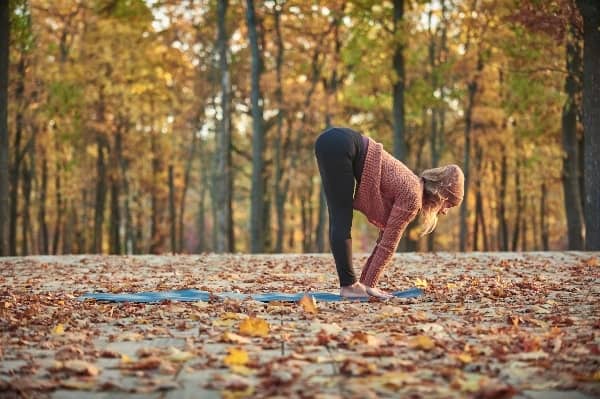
340, 282, 369, 298
365, 286, 394, 299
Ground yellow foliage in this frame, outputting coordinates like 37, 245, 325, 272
299, 294, 318, 314
51, 323, 65, 335
410, 335, 435, 351
238, 316, 270, 337
224, 347, 249, 367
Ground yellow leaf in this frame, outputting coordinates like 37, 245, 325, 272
414, 278, 428, 288
213, 312, 245, 327
456, 352, 472, 364
238, 317, 270, 337
229, 365, 255, 376
222, 386, 254, 399
224, 347, 249, 367
299, 294, 318, 314
592, 370, 600, 381
52, 324, 65, 335
120, 354, 133, 364
410, 335, 435, 351
447, 282, 457, 290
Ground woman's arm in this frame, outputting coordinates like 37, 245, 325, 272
359, 195, 420, 288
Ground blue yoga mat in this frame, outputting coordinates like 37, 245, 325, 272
79, 288, 423, 303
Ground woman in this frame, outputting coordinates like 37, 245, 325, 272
314, 126, 464, 299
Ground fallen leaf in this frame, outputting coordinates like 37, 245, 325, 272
299, 294, 318, 314
52, 324, 65, 335
409, 335, 435, 351
224, 347, 249, 367
238, 316, 270, 337
51, 360, 100, 377
414, 278, 428, 288
60, 377, 97, 390
165, 347, 195, 362
221, 331, 251, 344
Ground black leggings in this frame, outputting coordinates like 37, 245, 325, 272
314, 127, 364, 287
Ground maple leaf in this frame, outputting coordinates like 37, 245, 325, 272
238, 316, 270, 337
298, 294, 318, 314
224, 347, 249, 367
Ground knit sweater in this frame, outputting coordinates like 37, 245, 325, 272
352, 136, 423, 287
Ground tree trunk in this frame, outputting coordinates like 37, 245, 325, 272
273, 4, 286, 253
512, 160, 522, 251
214, 0, 233, 253
392, 0, 407, 162
168, 164, 176, 253
9, 54, 26, 256
52, 148, 63, 254
0, 1, 10, 255
177, 127, 198, 253
109, 129, 122, 254
246, 0, 266, 253
21, 157, 32, 255
150, 130, 160, 253
498, 148, 509, 250
38, 155, 49, 254
459, 54, 482, 251
561, 22, 585, 250
93, 135, 107, 253
576, 0, 600, 250
541, 182, 549, 250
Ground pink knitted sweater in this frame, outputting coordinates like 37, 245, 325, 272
353, 136, 423, 287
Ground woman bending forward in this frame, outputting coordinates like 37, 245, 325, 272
314, 127, 464, 299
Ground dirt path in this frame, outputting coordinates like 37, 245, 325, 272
1, 252, 599, 398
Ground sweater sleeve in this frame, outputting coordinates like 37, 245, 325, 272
359, 194, 420, 288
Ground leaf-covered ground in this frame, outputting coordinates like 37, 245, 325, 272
0, 252, 599, 399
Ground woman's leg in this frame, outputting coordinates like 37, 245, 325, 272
314, 128, 357, 287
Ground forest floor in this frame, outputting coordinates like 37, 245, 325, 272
0, 252, 599, 399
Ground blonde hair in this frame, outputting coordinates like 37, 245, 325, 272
418, 164, 464, 236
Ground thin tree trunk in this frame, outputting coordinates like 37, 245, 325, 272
273, 3, 286, 253
576, 0, 600, 250
93, 135, 107, 253
52, 148, 63, 254
109, 129, 123, 254
150, 130, 160, 253
38, 155, 49, 254
392, 0, 407, 162
512, 160, 522, 251
0, 0, 9, 256
561, 22, 585, 249
246, 0, 266, 253
459, 53, 483, 251
498, 148, 509, 250
177, 128, 198, 253
21, 157, 32, 255
214, 0, 233, 253
168, 164, 176, 253
9, 54, 26, 256
541, 182, 549, 250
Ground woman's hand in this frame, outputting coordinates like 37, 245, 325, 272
365, 286, 394, 299
340, 282, 369, 298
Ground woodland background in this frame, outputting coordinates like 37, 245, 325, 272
0, 0, 599, 256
